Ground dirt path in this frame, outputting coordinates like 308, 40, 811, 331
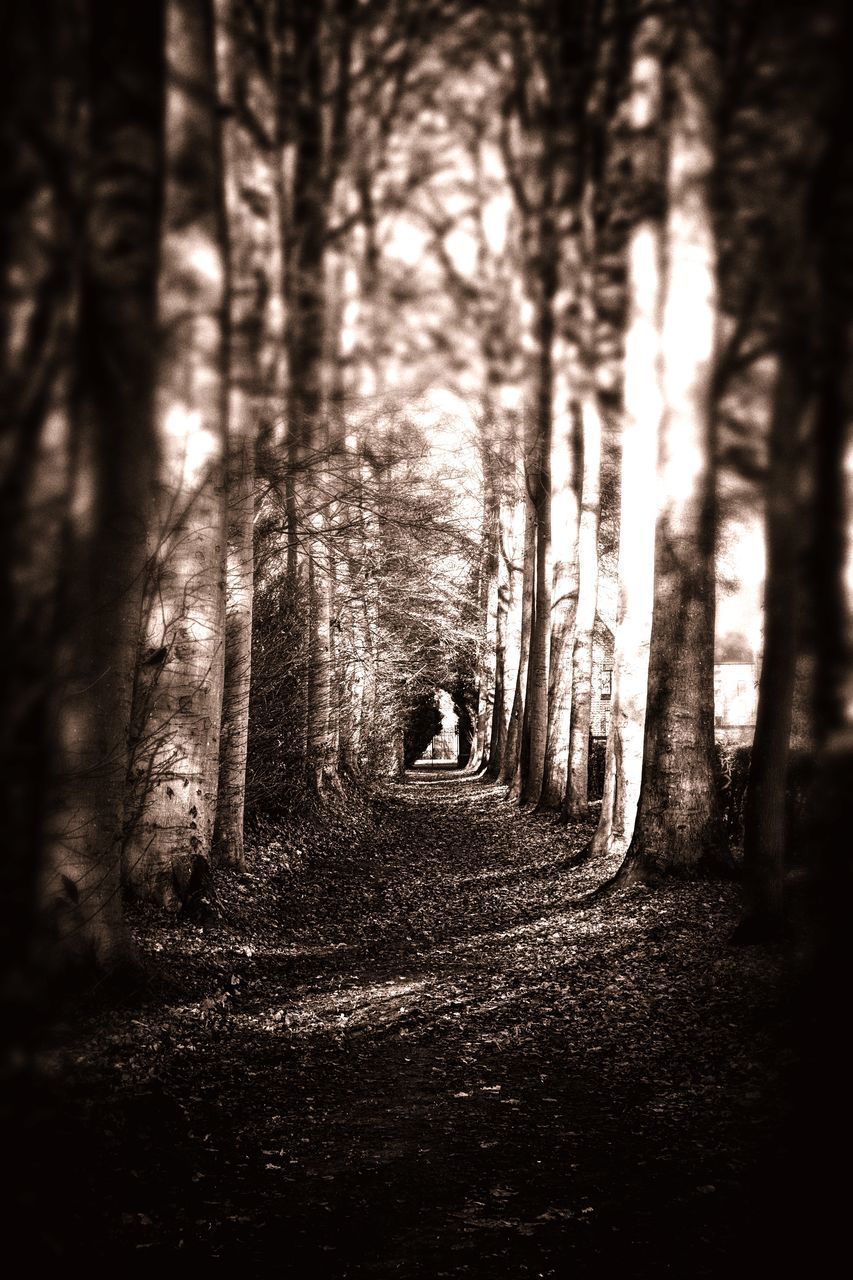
11, 771, 791, 1275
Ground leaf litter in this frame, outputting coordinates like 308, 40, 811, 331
6, 769, 801, 1275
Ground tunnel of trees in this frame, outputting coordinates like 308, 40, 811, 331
2, 0, 852, 1270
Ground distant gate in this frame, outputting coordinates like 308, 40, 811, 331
427, 725, 458, 762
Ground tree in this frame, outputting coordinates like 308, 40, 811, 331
470, 436, 501, 770
123, 0, 229, 908
488, 446, 527, 778
541, 398, 580, 806
565, 171, 603, 818
786, 7, 853, 1262
591, 4, 663, 858
212, 0, 283, 867
500, 457, 537, 787
732, 2, 829, 937
1, 1, 83, 975
540, 0, 614, 815
617, 8, 731, 884
28, 3, 164, 967
498, 5, 564, 808
797, 0, 853, 997
565, 386, 602, 816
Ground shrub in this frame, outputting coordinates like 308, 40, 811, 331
713, 742, 815, 857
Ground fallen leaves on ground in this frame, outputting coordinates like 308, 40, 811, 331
6, 770, 801, 1276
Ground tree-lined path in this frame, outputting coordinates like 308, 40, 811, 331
4, 2, 852, 1270
14, 772, 788, 1275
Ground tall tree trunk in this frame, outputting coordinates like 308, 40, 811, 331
737, 338, 809, 937
1, 2, 82, 976
565, 392, 602, 817
488, 488, 525, 778
788, 10, 853, 1262
591, 10, 663, 860
325, 253, 351, 781
306, 523, 336, 790
618, 17, 731, 884
39, 2, 164, 965
338, 439, 375, 778
472, 457, 500, 771
541, 405, 580, 807
214, 432, 254, 867
591, 236, 658, 853
518, 235, 556, 807
565, 172, 603, 818
124, 0, 228, 909
504, 486, 537, 791
212, 0, 280, 867
355, 449, 381, 770
284, 0, 340, 793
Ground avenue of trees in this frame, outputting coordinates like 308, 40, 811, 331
1, 0, 851, 983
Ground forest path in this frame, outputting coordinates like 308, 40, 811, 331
21, 771, 788, 1275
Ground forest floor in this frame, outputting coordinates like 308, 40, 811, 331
6, 769, 813, 1276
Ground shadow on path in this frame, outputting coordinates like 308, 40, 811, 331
11, 773, 792, 1276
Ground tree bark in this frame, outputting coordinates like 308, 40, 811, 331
488, 487, 525, 778
565, 169, 603, 818
618, 17, 731, 883
518, 233, 556, 807
1, 2, 81, 977
565, 392, 602, 817
306, 524, 336, 790
212, 0, 280, 867
504, 485, 537, 792
591, 10, 663, 860
787, 13, 853, 1260
283, 0, 342, 793
38, 1, 164, 965
541, 405, 580, 807
213, 418, 255, 866
472, 456, 500, 771
738, 338, 809, 935
124, 0, 228, 908
590, 238, 657, 852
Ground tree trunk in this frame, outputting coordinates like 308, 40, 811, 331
213, 425, 255, 866
356, 451, 381, 770
339, 444, 374, 777
1, 3, 80, 978
786, 13, 853, 1261
737, 339, 809, 936
472, 465, 500, 771
283, 0, 340, 793
591, 11, 663, 860
518, 243, 556, 807
38, 2, 164, 966
541, 405, 580, 807
618, 18, 731, 883
488, 489, 525, 778
124, 0, 228, 909
325, 254, 350, 780
796, 0, 853, 1022
564, 168, 603, 819
211, 0, 280, 867
565, 392, 602, 817
591, 221, 659, 854
504, 486, 537, 791
306, 523, 336, 790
